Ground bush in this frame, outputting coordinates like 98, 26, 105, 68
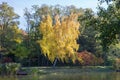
113, 58, 120, 70
106, 57, 115, 66
0, 63, 21, 75
77, 51, 104, 66
2, 57, 13, 63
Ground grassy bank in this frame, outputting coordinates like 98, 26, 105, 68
17, 66, 116, 80
0, 66, 119, 80
21, 66, 114, 75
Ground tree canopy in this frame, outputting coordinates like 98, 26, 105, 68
38, 14, 80, 62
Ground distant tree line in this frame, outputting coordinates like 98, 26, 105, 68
0, 0, 120, 66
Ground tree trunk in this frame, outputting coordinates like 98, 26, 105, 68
103, 51, 108, 66
102, 46, 108, 66
53, 58, 57, 68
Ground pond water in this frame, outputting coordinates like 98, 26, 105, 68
0, 72, 119, 80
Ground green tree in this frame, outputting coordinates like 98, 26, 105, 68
78, 8, 102, 57
0, 2, 19, 54
0, 2, 30, 64
98, 0, 113, 4
96, 0, 120, 64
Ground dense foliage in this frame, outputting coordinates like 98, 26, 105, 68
0, 0, 120, 68
77, 51, 104, 66
0, 63, 21, 75
38, 14, 80, 63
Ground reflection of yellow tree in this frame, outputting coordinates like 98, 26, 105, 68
38, 14, 80, 63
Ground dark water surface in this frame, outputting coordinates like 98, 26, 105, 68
0, 72, 119, 80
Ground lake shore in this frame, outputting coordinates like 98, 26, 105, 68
21, 66, 115, 75
0, 66, 119, 80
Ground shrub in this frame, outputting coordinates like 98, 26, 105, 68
106, 57, 116, 66
2, 57, 13, 63
0, 63, 21, 75
113, 58, 120, 70
0, 64, 4, 74
77, 51, 104, 66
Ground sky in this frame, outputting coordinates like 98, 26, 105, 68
0, 0, 107, 30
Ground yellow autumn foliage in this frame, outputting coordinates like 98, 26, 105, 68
11, 25, 23, 43
38, 13, 80, 63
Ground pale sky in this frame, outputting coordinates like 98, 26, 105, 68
0, 0, 107, 30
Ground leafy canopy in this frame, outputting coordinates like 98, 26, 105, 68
38, 14, 80, 62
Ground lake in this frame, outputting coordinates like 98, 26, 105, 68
0, 72, 119, 80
